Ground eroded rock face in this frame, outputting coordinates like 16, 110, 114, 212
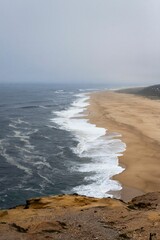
0, 193, 160, 240
128, 192, 160, 210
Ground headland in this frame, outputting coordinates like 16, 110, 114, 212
1, 192, 160, 239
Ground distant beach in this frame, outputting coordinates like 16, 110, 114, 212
88, 90, 160, 201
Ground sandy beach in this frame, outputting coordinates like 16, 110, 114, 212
88, 91, 160, 201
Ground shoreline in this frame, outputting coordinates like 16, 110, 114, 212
87, 91, 160, 201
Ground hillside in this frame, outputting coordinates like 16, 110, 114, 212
0, 193, 160, 239
117, 84, 160, 99
138, 84, 160, 98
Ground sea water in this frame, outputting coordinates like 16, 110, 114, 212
0, 83, 125, 209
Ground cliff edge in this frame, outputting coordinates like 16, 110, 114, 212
0, 192, 160, 239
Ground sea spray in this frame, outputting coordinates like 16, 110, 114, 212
52, 93, 126, 198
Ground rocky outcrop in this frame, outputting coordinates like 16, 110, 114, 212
0, 192, 160, 239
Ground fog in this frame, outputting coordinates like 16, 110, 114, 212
0, 0, 160, 86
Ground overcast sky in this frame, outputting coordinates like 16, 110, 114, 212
0, 0, 160, 86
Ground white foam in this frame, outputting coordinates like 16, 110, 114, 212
52, 93, 126, 198
55, 90, 64, 94
38, 173, 54, 188
15, 146, 32, 154
9, 118, 29, 129
1, 148, 32, 175
33, 161, 51, 169
15, 118, 29, 125
39, 105, 48, 109
9, 123, 18, 129
13, 130, 30, 145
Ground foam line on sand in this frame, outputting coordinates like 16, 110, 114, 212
88, 91, 160, 201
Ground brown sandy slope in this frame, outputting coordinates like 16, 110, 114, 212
0, 193, 160, 240
88, 91, 160, 201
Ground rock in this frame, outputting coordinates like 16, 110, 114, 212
0, 192, 160, 239
128, 192, 160, 210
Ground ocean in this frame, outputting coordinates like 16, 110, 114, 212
0, 83, 125, 209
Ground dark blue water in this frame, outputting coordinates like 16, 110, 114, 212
0, 83, 95, 209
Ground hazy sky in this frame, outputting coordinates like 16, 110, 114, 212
0, 0, 160, 86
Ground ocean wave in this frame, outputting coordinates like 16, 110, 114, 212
51, 93, 126, 198
21, 105, 41, 109
1, 148, 32, 175
12, 118, 29, 125
54, 90, 64, 94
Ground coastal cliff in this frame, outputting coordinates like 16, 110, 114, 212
0, 192, 160, 239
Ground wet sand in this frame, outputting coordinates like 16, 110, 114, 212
88, 91, 160, 201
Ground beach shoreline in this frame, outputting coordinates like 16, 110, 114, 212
87, 90, 160, 202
